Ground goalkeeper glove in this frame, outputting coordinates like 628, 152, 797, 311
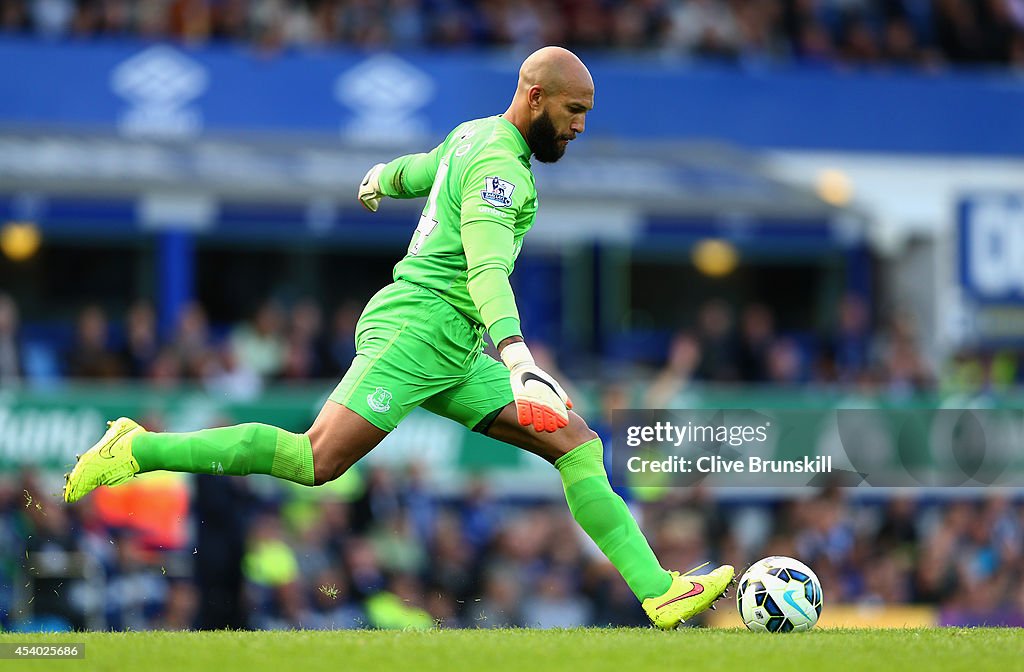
500, 342, 573, 432
358, 163, 386, 212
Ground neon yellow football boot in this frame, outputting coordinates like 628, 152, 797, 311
642, 562, 735, 629
63, 417, 146, 503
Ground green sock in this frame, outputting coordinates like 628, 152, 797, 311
556, 438, 672, 600
133, 423, 315, 486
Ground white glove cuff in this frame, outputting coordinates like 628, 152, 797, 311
364, 164, 384, 191
500, 342, 534, 370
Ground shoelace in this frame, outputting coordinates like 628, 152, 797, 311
671, 561, 712, 580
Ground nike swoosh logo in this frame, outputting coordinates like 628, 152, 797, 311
656, 582, 704, 609
97, 426, 133, 459
783, 589, 811, 620
520, 372, 558, 394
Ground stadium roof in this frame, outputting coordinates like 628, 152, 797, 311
0, 132, 849, 219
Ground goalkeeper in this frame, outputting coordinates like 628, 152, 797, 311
64, 46, 732, 629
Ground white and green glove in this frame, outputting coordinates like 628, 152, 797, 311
357, 163, 386, 212
500, 342, 573, 432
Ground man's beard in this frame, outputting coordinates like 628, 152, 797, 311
526, 109, 568, 163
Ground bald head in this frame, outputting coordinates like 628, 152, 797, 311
504, 47, 594, 163
517, 46, 594, 99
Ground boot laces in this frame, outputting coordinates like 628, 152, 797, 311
671, 561, 712, 580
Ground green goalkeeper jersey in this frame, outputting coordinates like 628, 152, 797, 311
377, 115, 537, 347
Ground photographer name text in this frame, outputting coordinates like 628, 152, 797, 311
625, 455, 833, 474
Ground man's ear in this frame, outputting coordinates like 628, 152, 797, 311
528, 85, 545, 111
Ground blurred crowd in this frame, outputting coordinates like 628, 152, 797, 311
641, 294, 950, 406
3, 467, 1023, 631
0, 293, 364, 397
1, 0, 1023, 68
0, 286, 1019, 632
0, 291, 1013, 400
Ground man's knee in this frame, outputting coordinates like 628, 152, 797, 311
308, 433, 350, 486
305, 401, 388, 486
550, 415, 600, 462
307, 423, 365, 486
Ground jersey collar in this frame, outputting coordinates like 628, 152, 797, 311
496, 116, 532, 165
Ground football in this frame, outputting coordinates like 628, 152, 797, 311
736, 556, 823, 632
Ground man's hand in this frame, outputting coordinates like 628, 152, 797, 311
358, 163, 386, 212
500, 342, 573, 432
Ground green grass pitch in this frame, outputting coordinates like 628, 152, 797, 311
2, 628, 1021, 671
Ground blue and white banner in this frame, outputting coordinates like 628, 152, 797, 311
959, 194, 1024, 304
1, 39, 1023, 154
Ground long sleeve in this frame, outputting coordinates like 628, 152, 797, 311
378, 145, 442, 199
462, 218, 521, 345
459, 160, 532, 346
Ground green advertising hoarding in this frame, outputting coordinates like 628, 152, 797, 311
3, 384, 1022, 495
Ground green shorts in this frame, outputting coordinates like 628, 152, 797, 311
330, 280, 514, 433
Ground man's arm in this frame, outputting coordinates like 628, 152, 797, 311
358, 145, 442, 211
378, 146, 443, 199
461, 217, 522, 347
460, 164, 572, 432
